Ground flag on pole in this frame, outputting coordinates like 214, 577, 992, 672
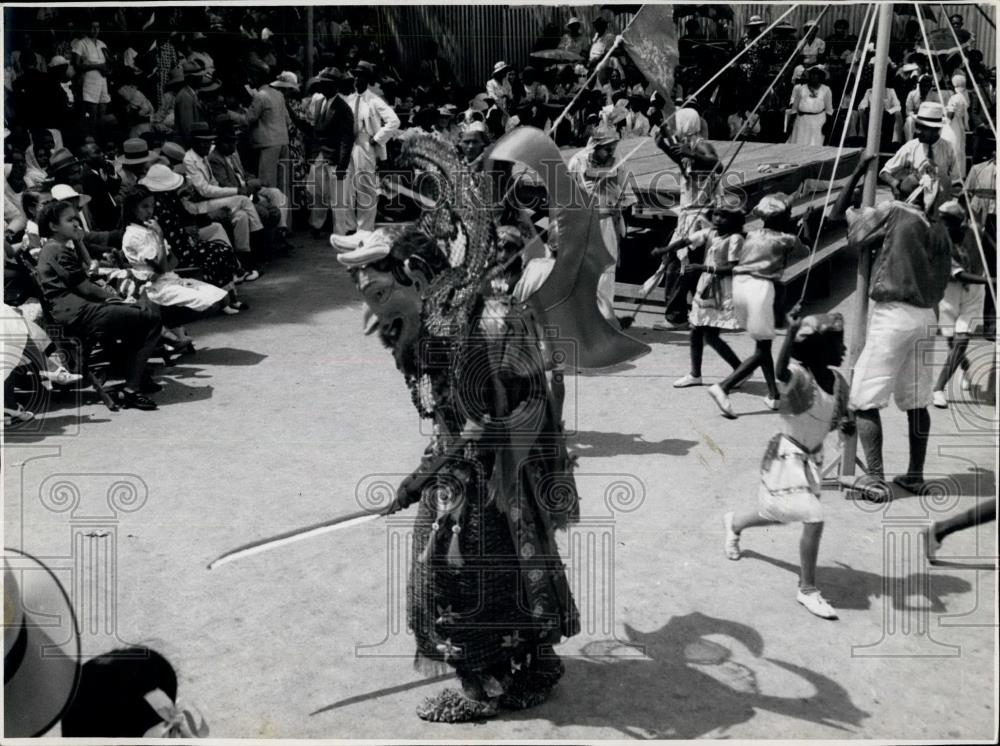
621, 4, 680, 115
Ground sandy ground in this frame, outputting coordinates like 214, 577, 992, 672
4, 234, 997, 740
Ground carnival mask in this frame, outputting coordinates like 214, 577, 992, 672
356, 264, 426, 374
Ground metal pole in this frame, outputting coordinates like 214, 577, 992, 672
306, 6, 315, 84
841, 2, 894, 482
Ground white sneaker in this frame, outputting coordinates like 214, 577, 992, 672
707, 384, 737, 419
961, 376, 972, 393
673, 374, 703, 388
923, 526, 943, 565
763, 396, 780, 411
330, 230, 371, 252
723, 512, 741, 560
796, 590, 838, 619
932, 390, 948, 409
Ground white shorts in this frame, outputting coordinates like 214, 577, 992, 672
938, 281, 986, 337
849, 302, 936, 411
81, 71, 110, 105
732, 274, 776, 340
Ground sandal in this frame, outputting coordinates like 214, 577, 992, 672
723, 512, 741, 560
416, 688, 499, 723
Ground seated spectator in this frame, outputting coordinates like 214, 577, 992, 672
208, 118, 289, 242
77, 141, 122, 231
115, 70, 156, 138
152, 67, 184, 132
18, 189, 50, 255
174, 61, 208, 147
4, 145, 29, 233
181, 122, 265, 268
139, 163, 254, 295
35, 199, 161, 410
120, 186, 232, 346
24, 130, 55, 189
117, 138, 158, 190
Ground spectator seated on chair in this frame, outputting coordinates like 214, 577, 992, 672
34, 199, 162, 410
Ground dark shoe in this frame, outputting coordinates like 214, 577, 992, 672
117, 390, 158, 410
139, 378, 163, 394
230, 300, 250, 311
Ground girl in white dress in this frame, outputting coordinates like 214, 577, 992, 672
121, 186, 229, 346
723, 311, 854, 620
787, 66, 833, 146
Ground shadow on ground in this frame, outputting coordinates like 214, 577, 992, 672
524, 612, 870, 738
570, 430, 698, 458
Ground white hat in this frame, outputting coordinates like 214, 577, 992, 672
3, 550, 81, 737
139, 163, 185, 192
938, 199, 966, 220
803, 19, 819, 27
463, 120, 489, 137
492, 61, 512, 76
747, 14, 765, 26
50, 184, 91, 208
915, 101, 945, 128
566, 16, 582, 27
270, 71, 300, 90
48, 55, 70, 67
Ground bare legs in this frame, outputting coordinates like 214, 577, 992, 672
719, 339, 778, 398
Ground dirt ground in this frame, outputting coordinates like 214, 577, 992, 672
4, 233, 997, 740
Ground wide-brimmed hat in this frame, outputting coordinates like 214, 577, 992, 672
803, 19, 819, 28
462, 120, 490, 138
915, 101, 945, 128
3, 549, 81, 737
807, 64, 827, 80
181, 60, 206, 80
47, 148, 80, 175
122, 137, 156, 165
587, 132, 619, 149
774, 21, 796, 32
199, 75, 222, 93
159, 141, 187, 164
900, 62, 921, 76
48, 55, 70, 68
351, 60, 376, 77
50, 183, 91, 208
753, 193, 792, 218
746, 14, 765, 26
492, 61, 513, 77
566, 16, 582, 28
307, 67, 343, 93
189, 121, 215, 140
270, 71, 299, 90
140, 163, 185, 192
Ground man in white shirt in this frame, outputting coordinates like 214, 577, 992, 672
343, 61, 400, 237
71, 20, 110, 121
880, 101, 960, 211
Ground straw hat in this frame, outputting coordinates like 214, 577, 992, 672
915, 101, 945, 128
159, 141, 187, 164
587, 126, 619, 149
492, 61, 513, 77
189, 121, 216, 140
794, 313, 845, 342
121, 138, 156, 165
566, 16, 582, 28
746, 14, 765, 26
3, 549, 81, 737
139, 163, 185, 192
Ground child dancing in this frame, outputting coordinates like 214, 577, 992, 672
722, 310, 853, 619
653, 198, 744, 392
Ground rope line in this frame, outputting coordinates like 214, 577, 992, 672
796, 7, 879, 304
915, 4, 998, 307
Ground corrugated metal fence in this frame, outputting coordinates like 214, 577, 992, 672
377, 3, 994, 89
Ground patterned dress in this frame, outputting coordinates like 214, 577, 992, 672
151, 192, 241, 290
687, 228, 741, 330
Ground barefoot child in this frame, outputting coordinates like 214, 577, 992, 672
653, 197, 744, 393
722, 310, 853, 619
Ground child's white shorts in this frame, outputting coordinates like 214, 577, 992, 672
938, 281, 986, 337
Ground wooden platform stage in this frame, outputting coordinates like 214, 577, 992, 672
561, 137, 863, 216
